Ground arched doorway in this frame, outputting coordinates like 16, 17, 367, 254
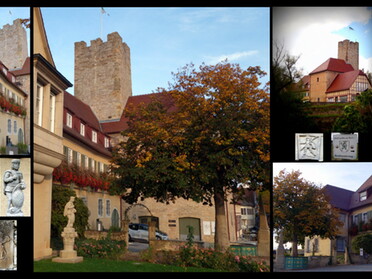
179, 217, 201, 241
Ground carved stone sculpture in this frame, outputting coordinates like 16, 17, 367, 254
52, 197, 83, 263
3, 159, 26, 216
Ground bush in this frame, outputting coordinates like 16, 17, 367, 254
352, 233, 372, 254
75, 238, 126, 260
149, 245, 269, 272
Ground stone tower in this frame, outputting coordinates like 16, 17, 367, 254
338, 39, 359, 71
74, 32, 132, 122
0, 19, 28, 70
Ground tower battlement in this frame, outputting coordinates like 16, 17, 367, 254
338, 39, 359, 71
74, 32, 132, 121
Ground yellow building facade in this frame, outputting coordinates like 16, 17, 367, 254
305, 176, 372, 259
33, 8, 72, 260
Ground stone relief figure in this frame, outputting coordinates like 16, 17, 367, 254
295, 133, 323, 161
3, 159, 26, 216
64, 196, 76, 228
0, 231, 10, 261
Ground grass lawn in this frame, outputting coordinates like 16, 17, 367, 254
34, 258, 221, 272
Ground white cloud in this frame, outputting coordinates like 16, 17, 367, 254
273, 7, 372, 74
206, 50, 259, 64
360, 55, 372, 74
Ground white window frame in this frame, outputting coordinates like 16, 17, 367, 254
360, 191, 367, 201
50, 93, 56, 132
36, 83, 43, 126
66, 113, 72, 128
80, 123, 85, 136
104, 137, 110, 148
92, 130, 97, 143
67, 148, 73, 164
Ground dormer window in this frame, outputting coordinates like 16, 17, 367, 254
360, 191, 367, 201
92, 130, 97, 143
80, 123, 85, 136
66, 113, 72, 128
104, 137, 110, 148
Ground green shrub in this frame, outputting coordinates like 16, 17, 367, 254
166, 245, 269, 272
75, 238, 126, 260
351, 233, 372, 254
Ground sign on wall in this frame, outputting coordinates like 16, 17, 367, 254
332, 133, 358, 161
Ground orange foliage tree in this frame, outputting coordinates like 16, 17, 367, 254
273, 169, 342, 256
111, 62, 270, 250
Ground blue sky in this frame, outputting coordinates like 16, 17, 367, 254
273, 7, 372, 76
273, 162, 372, 192
40, 7, 270, 96
0, 7, 30, 56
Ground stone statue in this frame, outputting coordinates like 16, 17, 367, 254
53, 196, 83, 263
3, 159, 26, 216
63, 197, 76, 228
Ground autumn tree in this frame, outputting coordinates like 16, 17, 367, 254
110, 62, 270, 250
273, 169, 342, 256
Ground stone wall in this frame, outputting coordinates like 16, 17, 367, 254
338, 39, 359, 71
74, 32, 132, 122
0, 19, 28, 70
149, 239, 204, 252
84, 230, 126, 241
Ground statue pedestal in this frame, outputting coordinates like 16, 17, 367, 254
52, 227, 83, 263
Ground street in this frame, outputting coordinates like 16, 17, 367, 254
127, 241, 149, 253
296, 264, 372, 272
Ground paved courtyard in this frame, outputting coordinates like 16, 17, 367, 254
296, 264, 372, 272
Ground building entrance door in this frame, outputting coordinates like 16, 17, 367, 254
179, 217, 201, 241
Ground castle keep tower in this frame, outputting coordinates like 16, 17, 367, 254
74, 32, 132, 122
338, 39, 359, 70
0, 19, 28, 70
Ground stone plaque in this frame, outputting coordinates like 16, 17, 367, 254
332, 133, 358, 161
0, 220, 16, 270
295, 133, 323, 161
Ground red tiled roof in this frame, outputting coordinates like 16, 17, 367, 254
310, 58, 354, 75
0, 60, 28, 97
63, 91, 112, 157
326, 70, 365, 93
64, 91, 101, 131
10, 57, 30, 76
102, 92, 175, 134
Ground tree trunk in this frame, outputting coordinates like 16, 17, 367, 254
292, 234, 298, 257
214, 191, 230, 251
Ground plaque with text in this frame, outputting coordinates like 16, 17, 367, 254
332, 133, 358, 161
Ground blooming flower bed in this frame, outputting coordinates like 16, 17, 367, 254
53, 161, 110, 191
0, 96, 26, 117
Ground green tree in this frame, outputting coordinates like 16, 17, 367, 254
333, 89, 372, 133
273, 169, 342, 256
352, 233, 372, 254
110, 62, 270, 250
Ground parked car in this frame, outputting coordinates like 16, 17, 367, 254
128, 223, 168, 242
